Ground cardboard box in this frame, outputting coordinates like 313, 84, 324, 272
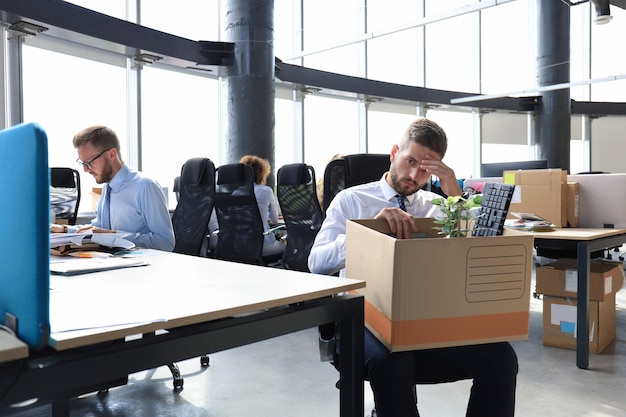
567, 182, 579, 227
345, 218, 534, 352
542, 294, 616, 353
503, 169, 568, 227
536, 259, 624, 301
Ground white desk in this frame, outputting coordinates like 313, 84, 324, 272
1, 252, 366, 417
530, 228, 626, 369
0, 331, 28, 363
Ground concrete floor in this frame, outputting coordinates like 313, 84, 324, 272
6, 267, 626, 417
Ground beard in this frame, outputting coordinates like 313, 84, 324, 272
388, 167, 424, 196
94, 162, 114, 184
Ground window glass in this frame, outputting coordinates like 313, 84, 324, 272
481, 0, 532, 95
22, 45, 127, 213
425, 14, 477, 92
274, 0, 296, 59
570, 4, 591, 101
591, 116, 626, 172
303, 95, 360, 179
425, 0, 479, 15
366, 0, 419, 85
367, 106, 418, 154
64, 0, 127, 19
274, 96, 296, 173
140, 0, 219, 40
141, 67, 219, 209
590, 7, 626, 101
301, 0, 360, 75
425, 110, 475, 180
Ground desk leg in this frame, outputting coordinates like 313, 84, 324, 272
576, 242, 590, 369
338, 298, 364, 417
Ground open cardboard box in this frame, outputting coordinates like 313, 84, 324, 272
345, 218, 534, 352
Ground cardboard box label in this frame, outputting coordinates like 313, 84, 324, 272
543, 295, 615, 353
466, 245, 528, 302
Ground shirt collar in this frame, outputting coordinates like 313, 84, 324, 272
107, 163, 129, 192
379, 173, 420, 207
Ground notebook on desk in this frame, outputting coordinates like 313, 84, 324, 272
0, 123, 51, 349
50, 256, 149, 276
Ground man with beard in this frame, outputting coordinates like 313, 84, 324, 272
50, 126, 175, 252
308, 118, 518, 417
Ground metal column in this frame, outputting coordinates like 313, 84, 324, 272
535, 0, 571, 171
221, 0, 276, 184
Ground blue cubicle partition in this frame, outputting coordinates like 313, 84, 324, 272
0, 122, 50, 349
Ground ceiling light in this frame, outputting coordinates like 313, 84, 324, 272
591, 0, 612, 24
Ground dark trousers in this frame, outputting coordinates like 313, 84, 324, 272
364, 329, 518, 417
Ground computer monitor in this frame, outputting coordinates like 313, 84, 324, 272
480, 160, 549, 178
0, 122, 51, 349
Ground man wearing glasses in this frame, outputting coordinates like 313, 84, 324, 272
50, 125, 175, 252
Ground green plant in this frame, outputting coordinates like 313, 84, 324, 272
431, 194, 483, 238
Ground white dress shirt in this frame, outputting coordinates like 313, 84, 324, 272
308, 174, 444, 276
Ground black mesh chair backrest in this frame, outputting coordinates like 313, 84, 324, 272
50, 167, 81, 225
277, 163, 323, 272
213, 163, 265, 264
322, 153, 390, 213
172, 157, 216, 256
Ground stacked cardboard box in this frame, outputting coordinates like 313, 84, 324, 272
503, 169, 579, 227
345, 218, 534, 352
536, 259, 624, 353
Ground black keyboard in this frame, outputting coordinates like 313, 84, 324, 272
472, 182, 515, 237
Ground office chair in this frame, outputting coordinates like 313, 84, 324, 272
322, 153, 390, 213
172, 157, 216, 257
213, 163, 282, 265
50, 167, 81, 225
166, 157, 216, 389
276, 163, 324, 272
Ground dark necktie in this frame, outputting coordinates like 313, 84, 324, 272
102, 185, 112, 229
395, 194, 407, 212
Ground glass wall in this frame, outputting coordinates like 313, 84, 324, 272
7, 0, 626, 216
22, 43, 127, 210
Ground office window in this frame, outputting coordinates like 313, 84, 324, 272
22, 44, 127, 212
64, 0, 127, 19
480, 0, 533, 95
426, 110, 475, 180
424, 14, 477, 92
366, 0, 420, 85
589, 7, 626, 102
141, 66, 219, 210
591, 116, 626, 173
367, 104, 418, 154
274, 96, 296, 174
274, 0, 297, 59
301, 0, 360, 76
140, 0, 219, 41
303, 95, 359, 179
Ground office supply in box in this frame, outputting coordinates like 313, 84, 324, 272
536, 259, 624, 302
0, 122, 51, 349
472, 182, 515, 236
542, 294, 616, 354
345, 218, 534, 352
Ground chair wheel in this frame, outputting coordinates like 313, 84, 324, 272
173, 377, 184, 390
200, 355, 210, 367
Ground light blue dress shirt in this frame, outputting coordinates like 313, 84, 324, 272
70, 164, 175, 251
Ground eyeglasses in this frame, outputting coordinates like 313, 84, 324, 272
76, 148, 111, 170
